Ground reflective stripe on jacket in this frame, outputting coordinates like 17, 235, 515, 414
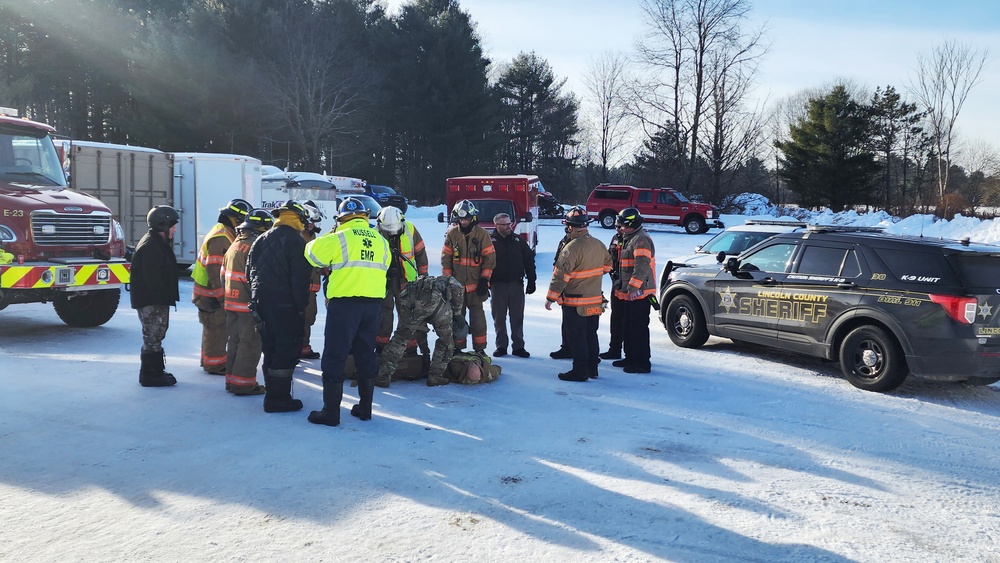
441, 224, 496, 293
222, 231, 258, 313
192, 223, 235, 298
546, 231, 612, 307
305, 217, 391, 299
613, 227, 656, 300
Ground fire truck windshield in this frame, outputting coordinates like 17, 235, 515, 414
0, 125, 67, 187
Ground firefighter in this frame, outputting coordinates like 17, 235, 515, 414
544, 206, 612, 382
300, 201, 325, 360
131, 205, 180, 387
376, 275, 466, 388
610, 207, 656, 373
246, 200, 313, 413
221, 209, 273, 396
548, 232, 573, 359
304, 197, 391, 427
441, 200, 496, 352
376, 206, 429, 358
192, 198, 252, 375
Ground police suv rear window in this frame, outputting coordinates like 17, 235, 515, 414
798, 246, 861, 277
948, 254, 1000, 290
873, 248, 956, 285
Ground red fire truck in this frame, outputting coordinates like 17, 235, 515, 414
0, 107, 129, 326
438, 175, 540, 249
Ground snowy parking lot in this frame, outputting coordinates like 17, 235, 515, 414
2, 207, 1000, 562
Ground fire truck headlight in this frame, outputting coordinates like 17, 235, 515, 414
41, 270, 53, 284
113, 220, 124, 241
0, 224, 15, 242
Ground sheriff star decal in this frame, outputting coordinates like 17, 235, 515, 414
979, 302, 993, 320
719, 286, 737, 312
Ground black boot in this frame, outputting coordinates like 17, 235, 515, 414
549, 347, 572, 359
351, 378, 374, 421
598, 349, 621, 360
139, 350, 177, 387
263, 368, 303, 413
558, 370, 589, 382
308, 376, 343, 426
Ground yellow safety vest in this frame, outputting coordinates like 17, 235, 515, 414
397, 222, 419, 282
305, 218, 390, 299
192, 223, 234, 290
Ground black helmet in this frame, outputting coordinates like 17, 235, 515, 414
451, 199, 478, 224
563, 205, 590, 227
616, 207, 643, 229
220, 198, 252, 221
146, 205, 179, 233
271, 200, 308, 222
238, 208, 274, 232
337, 197, 369, 222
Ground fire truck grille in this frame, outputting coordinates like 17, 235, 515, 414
30, 212, 112, 246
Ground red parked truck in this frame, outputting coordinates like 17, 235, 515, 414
0, 107, 129, 326
586, 184, 723, 234
438, 175, 539, 249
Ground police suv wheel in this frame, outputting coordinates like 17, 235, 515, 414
665, 294, 709, 348
839, 325, 907, 392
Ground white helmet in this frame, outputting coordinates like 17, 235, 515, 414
377, 206, 404, 235
302, 200, 324, 223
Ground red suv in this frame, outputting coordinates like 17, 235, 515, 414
585, 184, 723, 234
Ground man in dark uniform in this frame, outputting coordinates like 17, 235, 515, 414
131, 205, 180, 387
489, 213, 536, 358
247, 200, 313, 413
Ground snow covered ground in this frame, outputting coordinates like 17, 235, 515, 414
3, 205, 1000, 562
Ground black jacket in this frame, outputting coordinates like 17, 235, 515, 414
130, 229, 179, 309
246, 224, 312, 311
489, 230, 536, 284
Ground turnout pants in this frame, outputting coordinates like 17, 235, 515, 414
198, 306, 228, 371
226, 310, 262, 389
622, 297, 652, 366
606, 292, 624, 353
459, 291, 488, 351
563, 305, 599, 377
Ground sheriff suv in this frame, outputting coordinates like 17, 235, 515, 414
659, 225, 1000, 392
586, 184, 723, 234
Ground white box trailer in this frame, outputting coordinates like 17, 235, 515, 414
69, 143, 262, 266
171, 152, 261, 266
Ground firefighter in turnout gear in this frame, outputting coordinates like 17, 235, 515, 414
600, 229, 626, 360
221, 209, 273, 396
376, 206, 429, 357
300, 201, 325, 360
377, 275, 466, 388
192, 198, 251, 375
131, 205, 180, 387
611, 207, 656, 373
305, 197, 391, 427
441, 200, 495, 352
544, 206, 612, 382
246, 200, 313, 413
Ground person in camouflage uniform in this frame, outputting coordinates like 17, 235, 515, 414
376, 275, 466, 388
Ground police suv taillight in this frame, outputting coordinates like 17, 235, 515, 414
929, 294, 977, 324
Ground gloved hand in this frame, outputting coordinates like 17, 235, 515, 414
525, 280, 536, 294
476, 277, 490, 297
194, 296, 221, 312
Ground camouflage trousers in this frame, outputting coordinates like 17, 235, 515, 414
379, 307, 454, 381
377, 282, 429, 353
226, 311, 262, 389
137, 305, 170, 353
198, 307, 228, 371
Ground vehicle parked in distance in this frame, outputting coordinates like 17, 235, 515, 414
661, 219, 808, 282
439, 175, 539, 250
366, 184, 408, 213
586, 184, 723, 234
660, 225, 1000, 392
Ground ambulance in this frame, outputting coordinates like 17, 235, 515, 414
438, 175, 540, 250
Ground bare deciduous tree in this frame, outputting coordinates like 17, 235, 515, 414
909, 39, 988, 202
583, 51, 634, 182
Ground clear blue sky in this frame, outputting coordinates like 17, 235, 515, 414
386, 0, 1000, 157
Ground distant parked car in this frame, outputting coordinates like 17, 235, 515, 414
365, 184, 408, 213
585, 184, 723, 234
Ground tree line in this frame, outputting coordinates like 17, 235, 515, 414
1, 0, 994, 217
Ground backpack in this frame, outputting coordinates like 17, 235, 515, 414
445, 351, 501, 385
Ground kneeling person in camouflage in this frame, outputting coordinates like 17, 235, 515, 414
378, 275, 466, 388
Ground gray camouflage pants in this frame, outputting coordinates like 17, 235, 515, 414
137, 305, 170, 353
